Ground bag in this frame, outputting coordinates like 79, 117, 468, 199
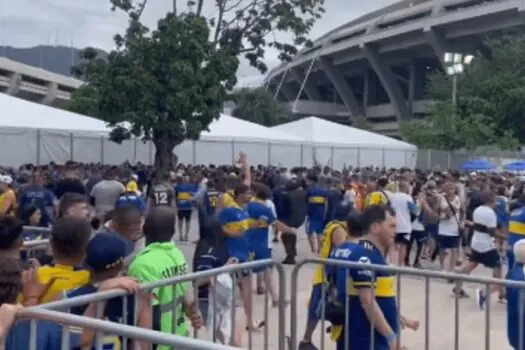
207, 273, 235, 344
379, 190, 391, 207
444, 196, 465, 237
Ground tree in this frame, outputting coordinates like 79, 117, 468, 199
69, 0, 325, 175
231, 87, 292, 126
401, 31, 525, 150
351, 116, 374, 131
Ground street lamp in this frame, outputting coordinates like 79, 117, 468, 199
443, 53, 474, 105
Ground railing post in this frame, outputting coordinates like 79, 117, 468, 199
36, 129, 41, 165
69, 132, 74, 161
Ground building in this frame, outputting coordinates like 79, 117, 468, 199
0, 57, 82, 107
263, 0, 525, 136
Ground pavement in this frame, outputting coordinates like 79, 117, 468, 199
173, 217, 512, 350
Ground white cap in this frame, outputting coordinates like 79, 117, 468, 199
0, 175, 13, 185
131, 174, 139, 180
514, 239, 525, 264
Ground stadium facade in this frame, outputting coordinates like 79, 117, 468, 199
264, 0, 525, 136
0, 57, 82, 107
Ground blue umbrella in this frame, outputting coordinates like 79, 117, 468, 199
504, 161, 525, 171
461, 159, 495, 171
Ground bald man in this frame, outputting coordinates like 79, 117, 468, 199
506, 239, 525, 350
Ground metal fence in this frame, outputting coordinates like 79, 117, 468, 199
16, 259, 285, 350
290, 258, 525, 350
417, 149, 525, 170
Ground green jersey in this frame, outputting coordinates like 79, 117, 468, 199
128, 241, 189, 349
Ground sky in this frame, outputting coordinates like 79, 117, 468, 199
0, 0, 397, 86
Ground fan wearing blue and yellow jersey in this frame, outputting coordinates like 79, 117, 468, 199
246, 183, 295, 306
331, 205, 418, 350
364, 177, 391, 208
507, 199, 525, 272
299, 202, 350, 350
217, 152, 251, 212
217, 183, 262, 332
174, 176, 197, 241
306, 176, 329, 254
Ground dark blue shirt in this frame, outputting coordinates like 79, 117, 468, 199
115, 193, 146, 213
18, 185, 55, 227
6, 319, 80, 350
196, 246, 226, 299
324, 189, 344, 224
507, 263, 525, 349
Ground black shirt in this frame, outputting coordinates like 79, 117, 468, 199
282, 189, 307, 228
54, 178, 86, 199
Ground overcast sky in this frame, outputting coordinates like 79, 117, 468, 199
0, 0, 397, 86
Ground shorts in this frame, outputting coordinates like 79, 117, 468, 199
199, 299, 209, 323
306, 219, 324, 235
177, 210, 192, 221
307, 284, 326, 322
425, 223, 439, 239
395, 233, 410, 245
411, 230, 427, 244
252, 248, 272, 273
470, 249, 501, 269
438, 235, 460, 250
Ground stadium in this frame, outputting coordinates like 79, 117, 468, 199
264, 0, 525, 137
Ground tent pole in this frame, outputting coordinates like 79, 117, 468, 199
292, 57, 317, 113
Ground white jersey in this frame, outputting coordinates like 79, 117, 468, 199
438, 195, 461, 236
389, 192, 415, 234
470, 205, 497, 253
265, 199, 277, 246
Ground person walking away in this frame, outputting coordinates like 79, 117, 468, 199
299, 202, 350, 350
174, 175, 197, 241
90, 168, 125, 220
147, 173, 175, 209
305, 176, 329, 254
0, 175, 16, 216
455, 190, 506, 302
390, 181, 417, 266
246, 183, 295, 306
128, 207, 202, 347
280, 179, 307, 264
438, 182, 462, 277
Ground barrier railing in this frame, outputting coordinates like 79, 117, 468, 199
290, 257, 525, 350
25, 259, 286, 350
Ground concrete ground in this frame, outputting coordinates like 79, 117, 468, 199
173, 217, 512, 350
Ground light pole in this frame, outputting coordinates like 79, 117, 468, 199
443, 53, 474, 105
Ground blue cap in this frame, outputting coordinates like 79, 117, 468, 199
85, 233, 134, 271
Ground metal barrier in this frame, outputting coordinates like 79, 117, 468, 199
21, 226, 52, 260
21, 259, 286, 350
290, 257, 525, 350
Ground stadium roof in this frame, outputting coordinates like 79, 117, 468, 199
271, 117, 416, 150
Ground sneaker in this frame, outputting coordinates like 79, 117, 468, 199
498, 295, 507, 304
476, 289, 486, 310
298, 341, 319, 350
413, 262, 422, 269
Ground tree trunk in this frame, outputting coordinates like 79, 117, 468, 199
153, 136, 179, 182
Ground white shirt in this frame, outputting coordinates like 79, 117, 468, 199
438, 195, 460, 236
265, 199, 277, 246
470, 205, 497, 253
412, 199, 425, 231
390, 192, 415, 234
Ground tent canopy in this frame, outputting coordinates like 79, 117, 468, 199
461, 159, 495, 171
504, 161, 525, 171
271, 116, 416, 150
0, 94, 301, 142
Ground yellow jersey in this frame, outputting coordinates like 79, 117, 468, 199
36, 264, 90, 304
0, 189, 16, 215
312, 220, 347, 285
222, 190, 236, 208
364, 190, 389, 208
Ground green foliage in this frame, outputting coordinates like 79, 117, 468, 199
231, 87, 292, 126
404, 32, 525, 151
69, 0, 324, 174
351, 116, 374, 131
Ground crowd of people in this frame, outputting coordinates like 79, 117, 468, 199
0, 155, 524, 349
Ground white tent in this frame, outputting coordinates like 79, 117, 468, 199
0, 94, 306, 166
271, 117, 417, 168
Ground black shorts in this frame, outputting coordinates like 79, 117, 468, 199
438, 235, 460, 250
470, 249, 501, 269
395, 233, 410, 245
177, 210, 192, 221
411, 230, 427, 244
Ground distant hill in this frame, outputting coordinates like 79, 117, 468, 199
0, 45, 107, 77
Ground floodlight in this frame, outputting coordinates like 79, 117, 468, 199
464, 55, 474, 64
444, 52, 453, 63
453, 53, 463, 63
446, 66, 455, 75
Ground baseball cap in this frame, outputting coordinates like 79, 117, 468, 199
85, 233, 134, 272
0, 175, 13, 185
